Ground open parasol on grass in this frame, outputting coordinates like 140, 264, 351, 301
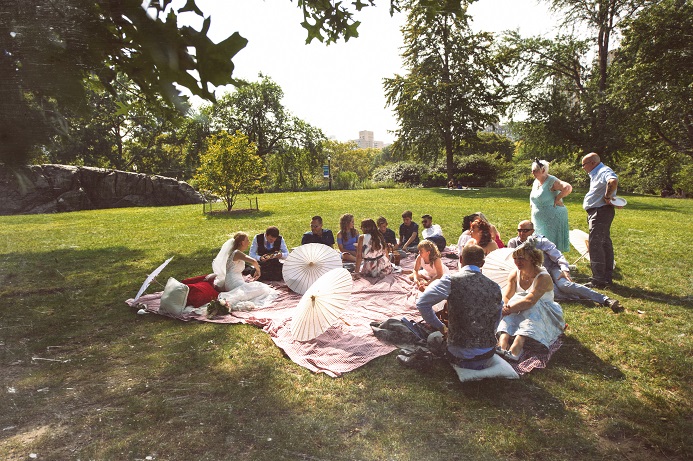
282, 243, 342, 295
134, 257, 174, 301
481, 248, 515, 291
569, 229, 590, 265
291, 268, 353, 342
569, 228, 616, 268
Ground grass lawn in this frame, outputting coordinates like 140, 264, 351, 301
1, 187, 691, 461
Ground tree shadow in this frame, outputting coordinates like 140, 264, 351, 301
429, 187, 526, 201
550, 336, 626, 378
609, 284, 692, 309
204, 209, 273, 220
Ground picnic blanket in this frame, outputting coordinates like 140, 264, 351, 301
126, 249, 562, 377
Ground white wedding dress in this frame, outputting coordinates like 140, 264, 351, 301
213, 245, 278, 311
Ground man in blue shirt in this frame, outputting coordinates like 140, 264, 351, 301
408, 245, 503, 370
582, 152, 619, 288
509, 220, 622, 312
301, 216, 335, 247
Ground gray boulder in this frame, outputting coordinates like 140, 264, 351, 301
0, 164, 204, 215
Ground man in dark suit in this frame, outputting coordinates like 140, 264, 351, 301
249, 226, 289, 281
405, 245, 502, 370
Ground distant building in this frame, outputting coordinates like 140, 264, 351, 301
482, 123, 514, 140
357, 130, 384, 149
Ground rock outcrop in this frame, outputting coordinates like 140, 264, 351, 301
0, 165, 204, 215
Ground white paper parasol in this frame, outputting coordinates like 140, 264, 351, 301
291, 268, 353, 341
481, 248, 516, 291
134, 257, 173, 301
282, 243, 342, 294
569, 229, 590, 264
569, 228, 616, 268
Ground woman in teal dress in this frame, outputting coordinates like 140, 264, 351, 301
529, 159, 572, 252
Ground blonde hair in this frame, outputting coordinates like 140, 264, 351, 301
230, 232, 248, 252
417, 239, 440, 263
512, 244, 544, 267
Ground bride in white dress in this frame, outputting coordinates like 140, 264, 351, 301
212, 232, 278, 311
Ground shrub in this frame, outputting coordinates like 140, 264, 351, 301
334, 171, 359, 190
372, 162, 427, 185
452, 154, 505, 187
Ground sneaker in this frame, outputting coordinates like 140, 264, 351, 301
604, 298, 624, 313
584, 281, 610, 289
396, 354, 432, 371
503, 350, 521, 362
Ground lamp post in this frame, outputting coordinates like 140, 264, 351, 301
328, 155, 332, 191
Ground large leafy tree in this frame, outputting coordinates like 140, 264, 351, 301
206, 76, 326, 191
384, 0, 509, 180
209, 75, 318, 158
1, 0, 404, 165
610, 0, 693, 159
42, 74, 187, 172
194, 131, 265, 211
506, 0, 653, 160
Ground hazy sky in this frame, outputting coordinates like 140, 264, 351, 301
181, 0, 559, 145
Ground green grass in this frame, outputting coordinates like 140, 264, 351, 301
1, 188, 691, 460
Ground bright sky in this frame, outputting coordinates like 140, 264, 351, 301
181, 0, 559, 145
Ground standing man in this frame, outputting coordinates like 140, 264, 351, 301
403, 245, 503, 370
509, 220, 622, 312
250, 226, 289, 281
398, 210, 420, 251
581, 152, 618, 288
420, 214, 447, 252
301, 215, 335, 247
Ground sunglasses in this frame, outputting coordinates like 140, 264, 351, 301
517, 229, 533, 233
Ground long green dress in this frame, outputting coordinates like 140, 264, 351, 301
530, 175, 570, 252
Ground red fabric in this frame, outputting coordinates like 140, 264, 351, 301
181, 275, 219, 308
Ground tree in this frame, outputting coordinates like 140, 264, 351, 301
610, 0, 693, 159
384, 0, 509, 180
323, 140, 379, 185
193, 131, 265, 211
210, 76, 308, 158
506, 0, 653, 160
1, 0, 404, 165
206, 76, 326, 191
41, 74, 188, 172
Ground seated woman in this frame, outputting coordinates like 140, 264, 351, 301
496, 239, 566, 361
212, 232, 278, 311
465, 219, 499, 255
409, 239, 448, 292
355, 219, 393, 278
337, 213, 359, 262
456, 214, 476, 253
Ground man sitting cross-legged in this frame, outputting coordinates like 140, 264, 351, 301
508, 220, 623, 312
401, 245, 503, 370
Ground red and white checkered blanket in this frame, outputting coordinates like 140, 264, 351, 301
126, 249, 561, 377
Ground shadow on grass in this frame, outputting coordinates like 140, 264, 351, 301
429, 187, 527, 201
551, 336, 626, 378
609, 284, 692, 309
203, 209, 273, 220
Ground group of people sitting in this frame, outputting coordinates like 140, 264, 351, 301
176, 209, 623, 374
